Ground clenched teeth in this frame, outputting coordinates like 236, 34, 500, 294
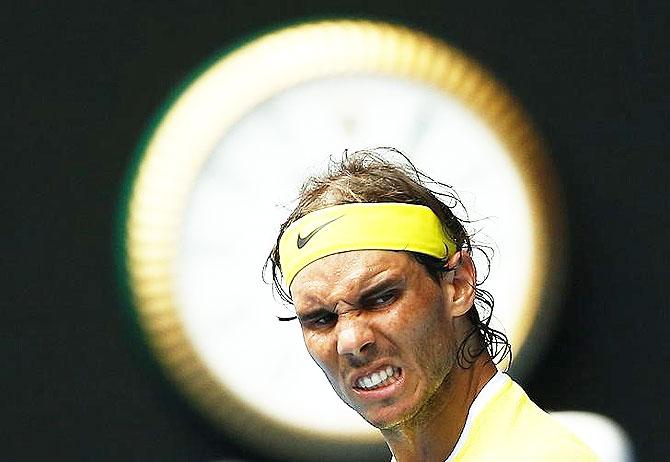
355, 366, 401, 390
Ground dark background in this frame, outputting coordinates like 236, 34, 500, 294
5, 1, 668, 461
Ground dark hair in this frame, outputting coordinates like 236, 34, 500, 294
264, 147, 511, 368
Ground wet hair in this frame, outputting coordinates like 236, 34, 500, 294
264, 147, 511, 368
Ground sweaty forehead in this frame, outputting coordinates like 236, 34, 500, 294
290, 250, 416, 306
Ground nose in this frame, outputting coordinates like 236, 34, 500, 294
336, 313, 375, 357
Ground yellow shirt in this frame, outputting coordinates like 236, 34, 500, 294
392, 373, 600, 461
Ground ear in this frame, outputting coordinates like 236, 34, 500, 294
440, 250, 476, 318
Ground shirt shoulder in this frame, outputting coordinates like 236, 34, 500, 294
455, 376, 600, 462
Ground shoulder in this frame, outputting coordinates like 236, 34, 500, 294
457, 375, 600, 461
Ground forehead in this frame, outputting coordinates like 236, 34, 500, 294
290, 250, 420, 305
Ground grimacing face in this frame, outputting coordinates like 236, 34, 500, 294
290, 250, 470, 429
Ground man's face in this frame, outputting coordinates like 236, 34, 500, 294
291, 250, 461, 429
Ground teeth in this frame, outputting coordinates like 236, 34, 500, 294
356, 367, 400, 390
370, 372, 382, 386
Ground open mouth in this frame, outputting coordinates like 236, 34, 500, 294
354, 366, 402, 391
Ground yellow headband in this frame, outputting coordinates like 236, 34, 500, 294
278, 203, 457, 287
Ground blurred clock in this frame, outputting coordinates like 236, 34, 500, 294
119, 19, 565, 461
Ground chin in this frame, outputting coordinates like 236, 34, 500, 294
376, 380, 451, 431
359, 399, 420, 430
358, 411, 397, 430
368, 414, 404, 431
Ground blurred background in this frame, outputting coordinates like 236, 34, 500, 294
4, 1, 668, 461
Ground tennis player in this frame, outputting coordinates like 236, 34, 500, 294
267, 148, 598, 461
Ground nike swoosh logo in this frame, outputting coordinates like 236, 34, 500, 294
296, 216, 343, 249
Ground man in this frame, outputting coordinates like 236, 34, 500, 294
267, 148, 598, 461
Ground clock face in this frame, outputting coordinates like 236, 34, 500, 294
121, 20, 565, 461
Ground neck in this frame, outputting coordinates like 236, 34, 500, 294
382, 354, 497, 462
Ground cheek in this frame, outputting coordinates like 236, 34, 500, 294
303, 332, 336, 372
385, 292, 454, 360
392, 290, 448, 334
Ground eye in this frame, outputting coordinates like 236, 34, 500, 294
363, 289, 398, 308
311, 312, 337, 328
